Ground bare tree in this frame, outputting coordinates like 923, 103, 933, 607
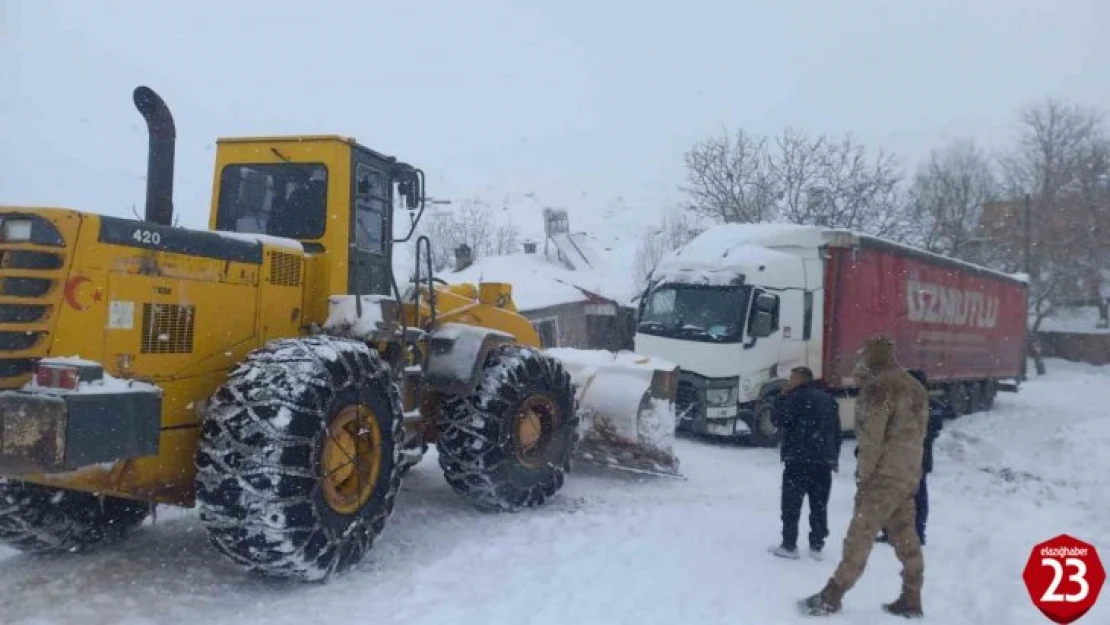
796, 135, 906, 238
995, 98, 1108, 373
412, 198, 521, 273
681, 126, 909, 242
769, 127, 827, 224
680, 127, 777, 223
905, 139, 999, 262
633, 206, 706, 288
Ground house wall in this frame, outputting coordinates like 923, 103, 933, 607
522, 303, 589, 348
1036, 331, 1110, 366
519, 302, 637, 350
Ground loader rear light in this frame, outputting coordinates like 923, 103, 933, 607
32, 358, 104, 391
36, 364, 79, 390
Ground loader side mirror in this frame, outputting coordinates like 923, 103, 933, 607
397, 169, 423, 210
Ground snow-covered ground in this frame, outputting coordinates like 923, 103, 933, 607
2, 359, 1107, 625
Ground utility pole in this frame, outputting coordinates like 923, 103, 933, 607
1023, 193, 1032, 275
1022, 193, 1045, 377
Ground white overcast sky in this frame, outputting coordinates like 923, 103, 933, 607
1, 0, 1107, 231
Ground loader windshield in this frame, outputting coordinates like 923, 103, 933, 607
215, 163, 328, 239
637, 284, 751, 343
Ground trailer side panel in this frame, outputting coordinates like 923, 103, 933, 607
823, 245, 1027, 388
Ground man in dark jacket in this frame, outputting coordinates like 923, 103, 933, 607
770, 366, 842, 561
877, 368, 948, 546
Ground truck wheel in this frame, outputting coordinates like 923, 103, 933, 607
436, 344, 578, 512
747, 399, 781, 447
947, 383, 970, 417
195, 335, 404, 582
0, 480, 149, 554
967, 382, 986, 414
981, 381, 997, 410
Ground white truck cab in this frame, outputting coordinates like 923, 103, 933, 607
633, 224, 830, 447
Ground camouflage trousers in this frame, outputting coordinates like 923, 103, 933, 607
830, 477, 924, 594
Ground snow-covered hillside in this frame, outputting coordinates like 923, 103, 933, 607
2, 359, 1107, 625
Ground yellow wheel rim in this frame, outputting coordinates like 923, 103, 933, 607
321, 405, 383, 515
514, 394, 560, 469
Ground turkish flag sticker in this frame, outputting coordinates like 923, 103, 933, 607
1023, 534, 1105, 623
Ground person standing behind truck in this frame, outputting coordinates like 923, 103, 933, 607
769, 366, 842, 561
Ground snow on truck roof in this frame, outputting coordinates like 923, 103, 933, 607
653, 223, 1028, 287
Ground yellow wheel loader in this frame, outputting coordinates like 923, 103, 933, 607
0, 86, 680, 581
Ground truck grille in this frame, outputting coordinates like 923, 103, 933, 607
0, 245, 66, 388
676, 380, 701, 422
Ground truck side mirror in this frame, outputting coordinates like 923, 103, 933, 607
750, 310, 775, 337
749, 292, 780, 338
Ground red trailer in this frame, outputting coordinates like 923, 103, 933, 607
822, 234, 1028, 414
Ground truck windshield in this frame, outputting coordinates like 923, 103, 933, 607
637, 284, 751, 343
214, 163, 328, 239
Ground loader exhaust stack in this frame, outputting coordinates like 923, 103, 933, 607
133, 85, 176, 227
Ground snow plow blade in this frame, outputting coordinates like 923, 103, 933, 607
543, 348, 682, 478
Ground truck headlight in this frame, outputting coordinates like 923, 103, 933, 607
706, 387, 737, 406
3, 219, 33, 242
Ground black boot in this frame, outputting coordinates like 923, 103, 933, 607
798, 579, 845, 616
881, 587, 923, 618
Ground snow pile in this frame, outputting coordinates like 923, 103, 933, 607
653, 243, 800, 286
447, 253, 620, 311
214, 231, 304, 253
425, 323, 513, 386
544, 347, 676, 373
650, 223, 820, 286
322, 295, 393, 338
546, 348, 680, 474
1037, 305, 1110, 335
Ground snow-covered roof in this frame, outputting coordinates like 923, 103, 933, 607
1037, 306, 1110, 335
653, 243, 806, 288
652, 222, 1028, 286
446, 253, 626, 312
651, 224, 817, 287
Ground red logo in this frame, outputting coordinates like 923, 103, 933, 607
1023, 534, 1105, 623
63, 275, 102, 311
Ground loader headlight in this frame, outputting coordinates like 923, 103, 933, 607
2, 219, 33, 242
705, 387, 737, 406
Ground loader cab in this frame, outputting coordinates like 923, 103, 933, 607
208, 135, 423, 306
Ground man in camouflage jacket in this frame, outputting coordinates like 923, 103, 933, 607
798, 335, 929, 618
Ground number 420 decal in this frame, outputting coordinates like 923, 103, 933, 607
132, 229, 162, 245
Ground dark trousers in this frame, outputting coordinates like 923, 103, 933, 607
881, 472, 929, 544
781, 462, 832, 550
915, 473, 928, 542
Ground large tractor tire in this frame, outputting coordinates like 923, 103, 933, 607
436, 344, 578, 512
0, 480, 149, 553
195, 335, 404, 582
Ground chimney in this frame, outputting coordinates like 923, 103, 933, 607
523, 240, 537, 254
454, 243, 473, 271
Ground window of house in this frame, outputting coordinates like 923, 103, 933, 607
533, 317, 558, 347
